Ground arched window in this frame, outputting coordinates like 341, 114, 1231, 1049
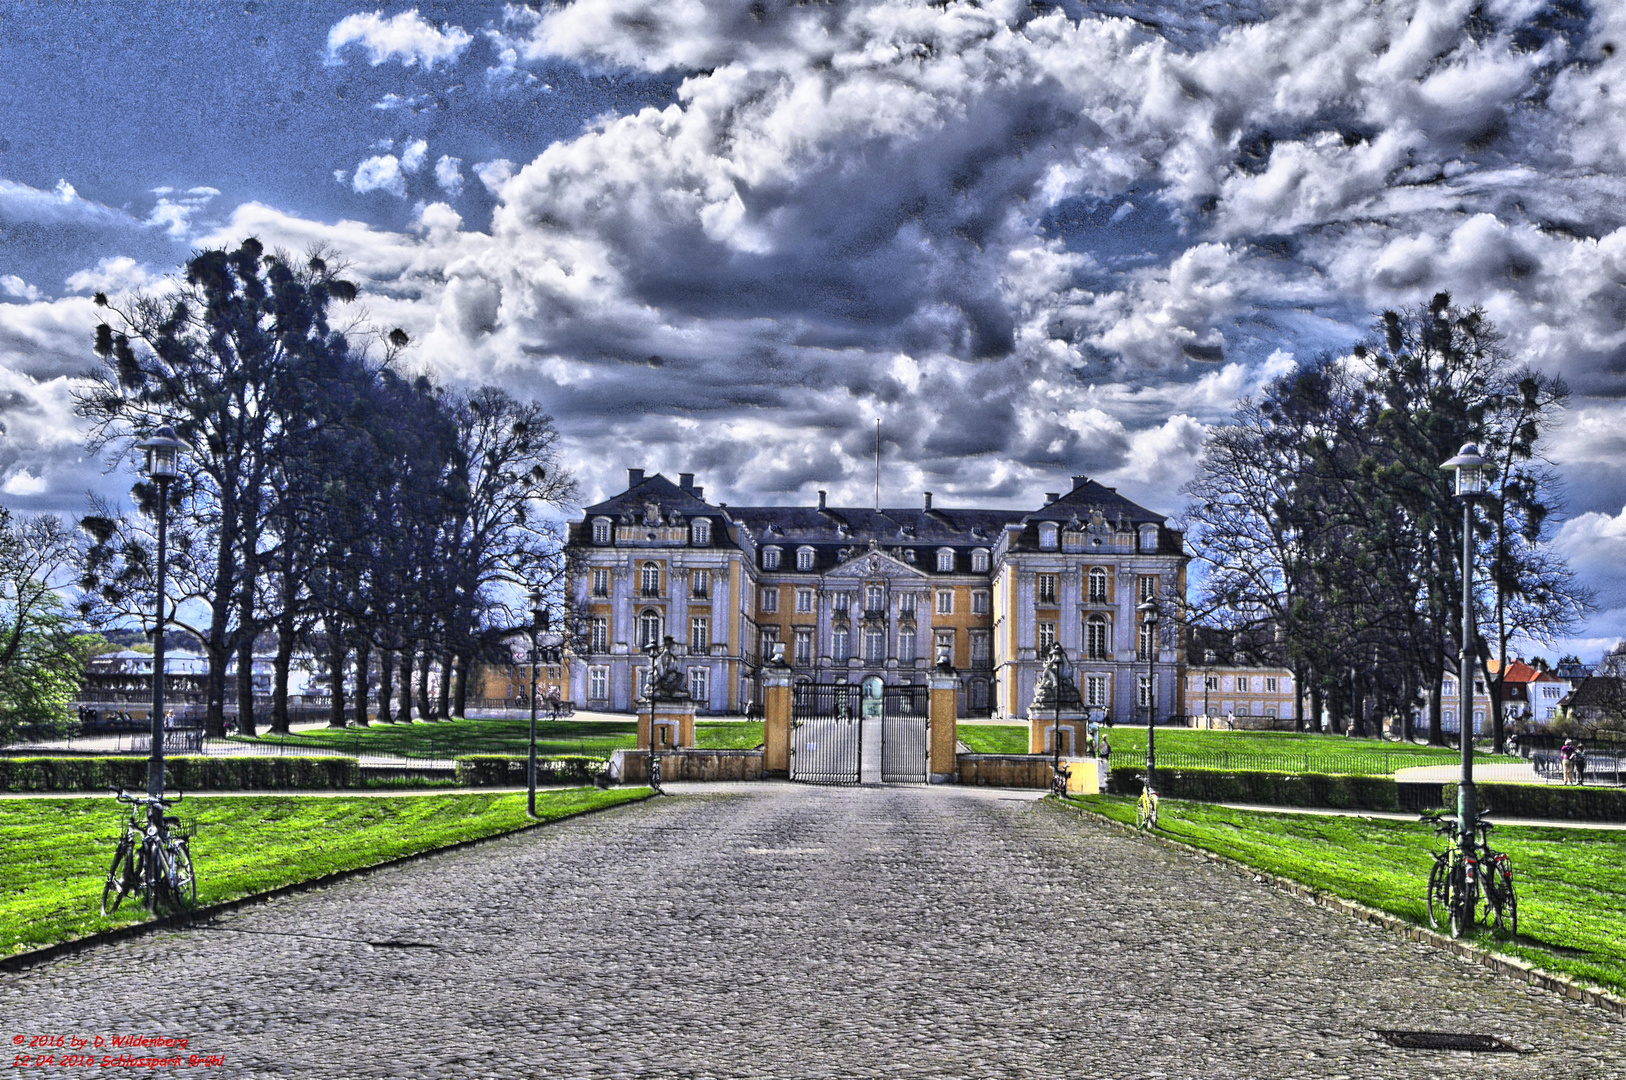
638, 609, 661, 648
762, 547, 781, 570
691, 519, 710, 545
640, 562, 661, 596
1087, 567, 1108, 604
1086, 614, 1108, 660
591, 517, 611, 545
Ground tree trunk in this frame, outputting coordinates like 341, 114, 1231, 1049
235, 623, 257, 738
327, 620, 347, 728
378, 647, 396, 724
353, 640, 371, 726
453, 652, 471, 719
271, 614, 294, 734
397, 644, 415, 723
436, 651, 453, 719
1309, 684, 1323, 734
1428, 673, 1444, 746
417, 644, 433, 721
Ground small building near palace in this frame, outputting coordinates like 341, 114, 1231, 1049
563, 469, 1188, 720
1183, 625, 1296, 728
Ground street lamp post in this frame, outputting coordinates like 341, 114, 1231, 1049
136, 426, 186, 803
1443, 442, 1488, 867
1052, 646, 1063, 784
1139, 599, 1159, 786
527, 590, 546, 818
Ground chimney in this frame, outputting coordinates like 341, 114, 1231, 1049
818, 490, 827, 510
679, 472, 694, 491
692, 486, 704, 500
1072, 475, 1088, 489
1045, 492, 1060, 504
628, 468, 645, 487
924, 492, 932, 510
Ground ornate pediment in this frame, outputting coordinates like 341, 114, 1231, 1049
824, 548, 926, 581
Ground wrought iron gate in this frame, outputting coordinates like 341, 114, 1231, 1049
788, 682, 929, 785
789, 684, 861, 785
881, 686, 929, 783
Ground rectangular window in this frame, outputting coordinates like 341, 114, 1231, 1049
898, 628, 916, 663
797, 548, 815, 571
1138, 575, 1158, 603
832, 626, 850, 660
588, 667, 608, 700
864, 627, 886, 663
760, 626, 779, 659
1443, 680, 1457, 697
866, 585, 885, 613
762, 548, 780, 570
590, 617, 608, 653
1036, 573, 1057, 604
1085, 674, 1107, 708
591, 569, 610, 597
1087, 569, 1108, 604
833, 592, 850, 615
971, 550, 989, 573
1037, 621, 1056, 650
1264, 676, 1279, 693
761, 589, 779, 613
690, 616, 709, 653
691, 569, 710, 598
796, 588, 815, 614
1138, 675, 1154, 708
1204, 675, 1219, 691
969, 631, 990, 663
936, 590, 953, 615
634, 667, 650, 701
971, 590, 989, 615
795, 628, 813, 664
688, 667, 709, 702
899, 593, 916, 617
1236, 676, 1249, 693
592, 519, 611, 544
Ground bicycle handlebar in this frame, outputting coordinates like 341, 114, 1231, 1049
109, 787, 182, 807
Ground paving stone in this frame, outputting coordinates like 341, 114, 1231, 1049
3, 785, 1624, 1077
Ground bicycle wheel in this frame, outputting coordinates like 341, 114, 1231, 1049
1426, 856, 1449, 929
1448, 865, 1476, 939
1136, 793, 1150, 829
100, 838, 134, 916
1147, 793, 1158, 829
166, 840, 197, 910
1493, 868, 1517, 938
140, 839, 162, 912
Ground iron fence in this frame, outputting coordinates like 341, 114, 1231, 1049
1105, 745, 1451, 776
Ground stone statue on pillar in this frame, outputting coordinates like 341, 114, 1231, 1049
1030, 643, 1082, 713
642, 635, 689, 701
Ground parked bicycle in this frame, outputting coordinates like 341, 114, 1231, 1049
1051, 763, 1071, 798
1421, 810, 1515, 939
1136, 775, 1159, 830
101, 788, 197, 916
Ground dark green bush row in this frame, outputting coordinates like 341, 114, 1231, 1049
1107, 766, 1399, 810
0, 756, 359, 792
453, 755, 607, 787
1444, 782, 1626, 823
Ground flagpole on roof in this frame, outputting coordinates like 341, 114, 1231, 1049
875, 417, 881, 511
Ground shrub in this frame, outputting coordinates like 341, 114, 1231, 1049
1444, 782, 1626, 823
0, 756, 359, 792
1108, 766, 1399, 810
453, 755, 607, 787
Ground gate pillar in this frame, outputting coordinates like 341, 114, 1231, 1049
762, 659, 793, 778
929, 663, 959, 783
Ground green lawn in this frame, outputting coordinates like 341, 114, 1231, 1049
1063, 794, 1626, 997
237, 717, 763, 759
0, 787, 648, 957
960, 725, 1474, 775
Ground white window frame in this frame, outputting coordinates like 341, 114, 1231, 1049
688, 667, 709, 702
761, 589, 779, 613
971, 590, 989, 615
1085, 615, 1108, 660
898, 592, 916, 617
592, 517, 611, 545
1204, 674, 1219, 691
762, 547, 781, 570
638, 610, 661, 648
640, 562, 661, 596
1037, 621, 1056, 650
691, 519, 710, 545
1039, 523, 1058, 550
971, 549, 989, 573
690, 616, 709, 653
1085, 674, 1108, 708
794, 628, 814, 664
1138, 619, 1156, 662
833, 592, 851, 615
1236, 675, 1250, 693
1036, 573, 1057, 604
936, 548, 954, 572
795, 588, 815, 614
588, 666, 609, 700
1138, 575, 1158, 603
1139, 524, 1158, 552
589, 617, 608, 653
864, 627, 886, 663
898, 627, 916, 663
832, 626, 850, 660
691, 569, 710, 599
1138, 674, 1154, 708
1265, 676, 1279, 693
866, 585, 885, 613
936, 590, 953, 615
1087, 567, 1108, 604
797, 546, 815, 571
591, 568, 610, 597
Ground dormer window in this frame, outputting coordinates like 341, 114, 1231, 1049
762, 546, 781, 571
971, 548, 989, 573
591, 517, 611, 545
796, 546, 816, 571
1039, 523, 1058, 550
691, 519, 710, 545
936, 548, 954, 573
1139, 524, 1159, 552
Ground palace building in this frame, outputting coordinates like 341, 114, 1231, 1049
565, 469, 1188, 720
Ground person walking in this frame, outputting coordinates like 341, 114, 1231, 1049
1560, 738, 1577, 785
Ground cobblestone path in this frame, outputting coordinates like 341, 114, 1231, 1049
5, 785, 1624, 1078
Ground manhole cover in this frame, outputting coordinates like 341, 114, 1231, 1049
1376, 1031, 1526, 1053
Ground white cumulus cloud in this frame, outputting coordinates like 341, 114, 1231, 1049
326, 9, 472, 70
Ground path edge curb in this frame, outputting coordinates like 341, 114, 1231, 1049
0, 789, 655, 975
1050, 795, 1626, 1020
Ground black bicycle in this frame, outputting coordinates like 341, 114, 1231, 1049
1421, 811, 1516, 939
102, 788, 197, 916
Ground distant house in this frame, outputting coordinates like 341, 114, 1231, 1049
79, 649, 317, 713
1184, 625, 1296, 729
1557, 675, 1626, 730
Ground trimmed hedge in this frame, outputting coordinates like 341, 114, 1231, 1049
1445, 781, 1626, 823
1108, 766, 1399, 811
454, 754, 607, 787
0, 756, 359, 793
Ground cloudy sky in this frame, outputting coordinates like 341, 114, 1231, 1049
2, 0, 1624, 658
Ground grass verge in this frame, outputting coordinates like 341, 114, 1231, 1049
1063, 794, 1626, 997
0, 787, 648, 958
959, 724, 1029, 754
237, 717, 761, 758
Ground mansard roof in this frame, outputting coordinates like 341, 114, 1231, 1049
580, 472, 719, 519
729, 505, 1020, 546
1024, 477, 1169, 526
